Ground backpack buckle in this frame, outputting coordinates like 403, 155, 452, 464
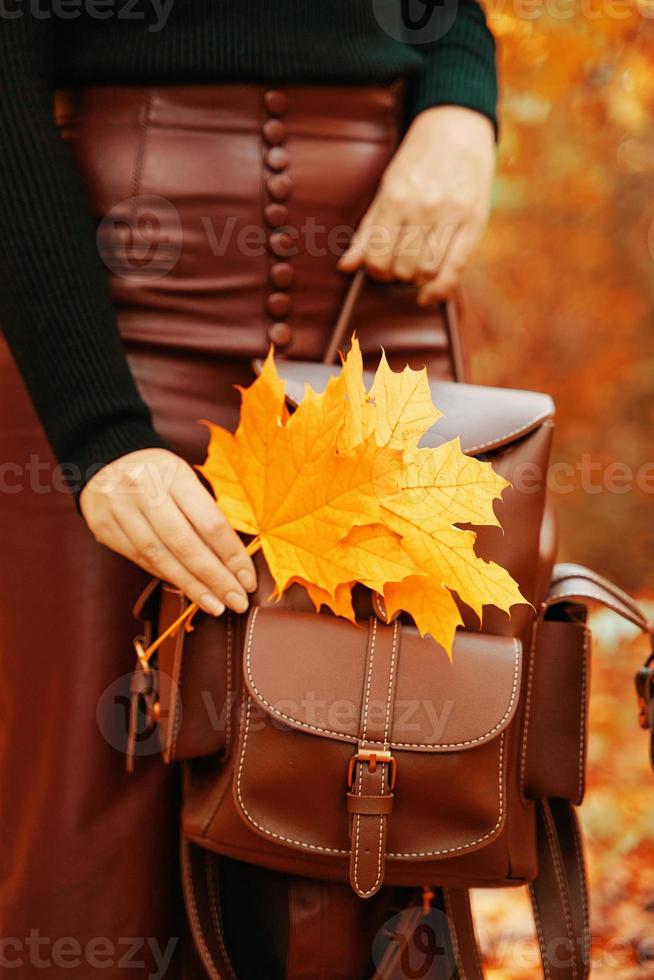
347, 748, 397, 790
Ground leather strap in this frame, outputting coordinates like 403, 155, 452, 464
443, 801, 589, 980
546, 562, 653, 636
322, 268, 466, 381
347, 793, 395, 816
545, 562, 654, 770
181, 839, 237, 980
127, 580, 161, 773
441, 888, 485, 980
323, 268, 367, 365
529, 799, 591, 980
348, 617, 401, 898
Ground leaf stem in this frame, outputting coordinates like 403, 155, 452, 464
135, 601, 199, 669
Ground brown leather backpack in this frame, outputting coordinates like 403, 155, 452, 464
129, 274, 654, 979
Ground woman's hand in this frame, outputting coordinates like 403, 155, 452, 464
338, 105, 495, 305
79, 448, 257, 616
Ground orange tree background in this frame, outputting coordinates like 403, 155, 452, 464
464, 4, 654, 975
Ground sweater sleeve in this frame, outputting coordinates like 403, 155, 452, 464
406, 0, 498, 131
0, 13, 169, 501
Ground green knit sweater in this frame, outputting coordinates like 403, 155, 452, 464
0, 1, 497, 494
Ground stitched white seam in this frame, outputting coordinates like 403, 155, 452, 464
387, 733, 505, 857
353, 619, 383, 896
205, 851, 237, 980
353, 619, 399, 897
529, 882, 552, 980
383, 620, 400, 748
235, 701, 506, 860
519, 623, 540, 794
465, 410, 552, 455
182, 846, 221, 980
245, 610, 521, 749
353, 762, 386, 897
236, 697, 348, 854
568, 807, 592, 971
443, 889, 467, 980
361, 617, 377, 743
543, 806, 578, 980
577, 630, 589, 804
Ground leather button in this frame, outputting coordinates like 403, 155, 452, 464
267, 321, 292, 347
264, 203, 289, 228
267, 292, 292, 318
263, 119, 286, 146
264, 90, 289, 116
268, 230, 295, 256
265, 147, 289, 171
270, 262, 294, 288
267, 174, 292, 201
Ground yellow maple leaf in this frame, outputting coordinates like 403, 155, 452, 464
368, 352, 442, 450
338, 340, 441, 454
293, 579, 355, 620
198, 336, 528, 657
383, 575, 463, 659
199, 350, 403, 600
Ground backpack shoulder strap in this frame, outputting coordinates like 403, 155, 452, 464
529, 798, 591, 980
443, 799, 589, 980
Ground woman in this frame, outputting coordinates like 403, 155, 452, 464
0, 4, 496, 977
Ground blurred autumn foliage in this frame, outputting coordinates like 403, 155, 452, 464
466, 3, 654, 974
465, 0, 654, 589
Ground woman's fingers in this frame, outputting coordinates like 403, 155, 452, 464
110, 502, 229, 616
417, 226, 477, 307
337, 201, 374, 272
338, 196, 399, 281
80, 449, 258, 617
339, 105, 495, 296
172, 466, 257, 593
138, 495, 249, 613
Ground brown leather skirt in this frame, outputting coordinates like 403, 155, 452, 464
0, 83, 457, 979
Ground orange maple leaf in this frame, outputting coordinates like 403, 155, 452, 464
198, 338, 527, 657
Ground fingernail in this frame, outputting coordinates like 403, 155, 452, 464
225, 590, 249, 613
200, 594, 225, 617
237, 569, 257, 592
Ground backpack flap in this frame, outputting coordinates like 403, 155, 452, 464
232, 605, 522, 897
